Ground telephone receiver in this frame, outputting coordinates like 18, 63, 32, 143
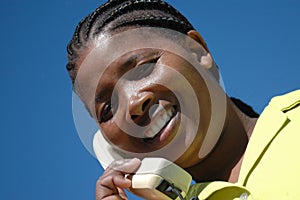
93, 130, 192, 200
130, 157, 192, 200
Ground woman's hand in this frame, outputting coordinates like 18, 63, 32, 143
96, 158, 141, 200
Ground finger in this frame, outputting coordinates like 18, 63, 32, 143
96, 177, 129, 200
96, 191, 126, 200
95, 168, 132, 199
100, 158, 141, 189
117, 187, 128, 200
100, 173, 132, 189
109, 158, 141, 173
95, 158, 141, 200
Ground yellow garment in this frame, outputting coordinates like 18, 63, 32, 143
186, 90, 300, 200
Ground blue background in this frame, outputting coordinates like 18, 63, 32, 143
0, 0, 299, 199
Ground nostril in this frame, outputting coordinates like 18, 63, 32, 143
142, 98, 151, 112
129, 92, 154, 123
131, 98, 152, 122
131, 114, 139, 120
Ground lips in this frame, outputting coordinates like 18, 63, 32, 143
143, 105, 177, 143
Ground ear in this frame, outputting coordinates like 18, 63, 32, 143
187, 30, 209, 53
187, 30, 212, 69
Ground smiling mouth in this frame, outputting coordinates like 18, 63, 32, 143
143, 105, 178, 143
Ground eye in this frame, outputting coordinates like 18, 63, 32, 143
126, 58, 158, 80
98, 102, 113, 123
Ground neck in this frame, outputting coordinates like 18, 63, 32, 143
185, 99, 257, 183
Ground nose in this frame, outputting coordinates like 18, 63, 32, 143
128, 91, 155, 122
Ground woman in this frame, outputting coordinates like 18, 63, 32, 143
66, 0, 300, 199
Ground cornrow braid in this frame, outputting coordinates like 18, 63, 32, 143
112, 14, 192, 36
66, 0, 259, 118
92, 0, 193, 35
66, 0, 194, 82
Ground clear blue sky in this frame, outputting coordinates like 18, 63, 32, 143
0, 0, 299, 199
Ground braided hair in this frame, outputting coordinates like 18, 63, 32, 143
66, 0, 259, 117
66, 0, 201, 83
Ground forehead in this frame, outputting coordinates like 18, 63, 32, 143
74, 27, 207, 113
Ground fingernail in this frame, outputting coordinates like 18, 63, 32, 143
130, 158, 141, 163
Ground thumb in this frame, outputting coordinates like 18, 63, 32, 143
110, 158, 141, 173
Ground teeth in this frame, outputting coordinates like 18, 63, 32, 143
162, 113, 168, 122
149, 124, 161, 137
145, 108, 174, 138
167, 109, 173, 117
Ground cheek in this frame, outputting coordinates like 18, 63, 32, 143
157, 62, 212, 160
155, 62, 211, 118
100, 122, 130, 148
100, 121, 149, 153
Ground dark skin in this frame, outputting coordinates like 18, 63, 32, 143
76, 30, 257, 200
186, 99, 255, 183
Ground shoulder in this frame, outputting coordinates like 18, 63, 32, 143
238, 89, 300, 199
268, 89, 300, 113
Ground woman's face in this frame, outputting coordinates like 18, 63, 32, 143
76, 31, 223, 167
